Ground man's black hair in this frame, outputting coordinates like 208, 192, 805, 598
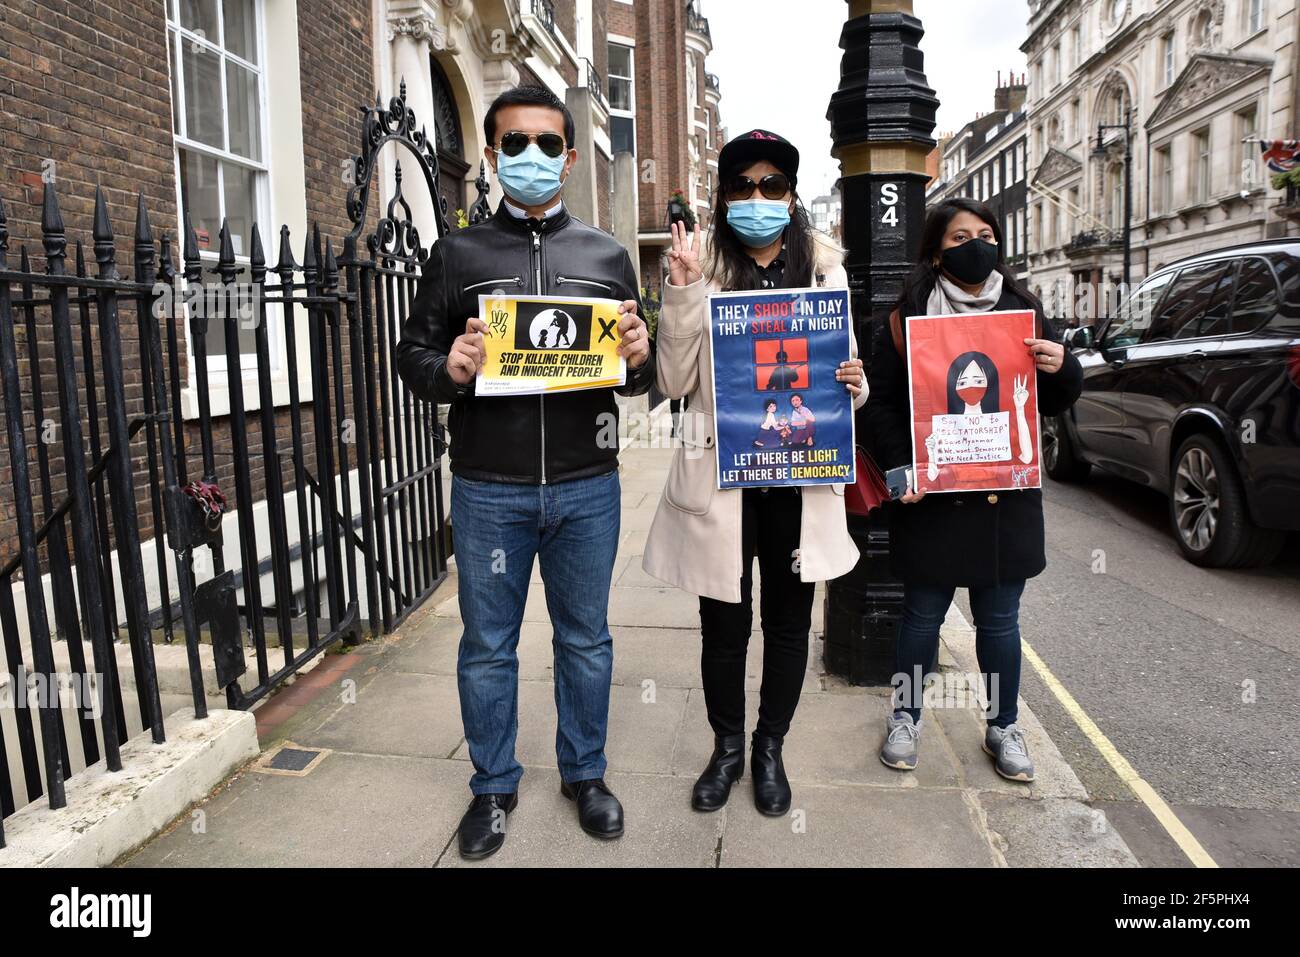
484, 85, 575, 150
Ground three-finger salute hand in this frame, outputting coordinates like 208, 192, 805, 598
447, 317, 487, 385
617, 302, 650, 368
667, 220, 704, 287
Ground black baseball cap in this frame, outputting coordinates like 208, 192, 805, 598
718, 129, 800, 184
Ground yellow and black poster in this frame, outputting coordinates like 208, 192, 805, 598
476, 295, 627, 396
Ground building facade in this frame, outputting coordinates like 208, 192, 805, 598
1023, 0, 1300, 321
926, 79, 1031, 281
374, 0, 724, 290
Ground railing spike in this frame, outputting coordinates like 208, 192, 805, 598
249, 222, 266, 282
41, 180, 65, 235
302, 225, 318, 275
134, 192, 153, 245
0, 193, 8, 266
323, 236, 339, 290
91, 186, 115, 277
75, 240, 87, 278
217, 219, 234, 265
43, 183, 69, 267
182, 210, 202, 277
159, 231, 175, 278
275, 223, 298, 276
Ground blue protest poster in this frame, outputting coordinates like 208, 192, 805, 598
708, 287, 856, 490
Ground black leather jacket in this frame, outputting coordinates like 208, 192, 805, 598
396, 202, 655, 485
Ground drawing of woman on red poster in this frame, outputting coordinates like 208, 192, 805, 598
906, 310, 1041, 494
925, 351, 1034, 484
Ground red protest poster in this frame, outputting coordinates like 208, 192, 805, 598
905, 310, 1042, 494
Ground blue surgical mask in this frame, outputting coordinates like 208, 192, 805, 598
727, 198, 791, 247
495, 143, 566, 207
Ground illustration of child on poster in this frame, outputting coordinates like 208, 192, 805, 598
710, 287, 854, 490
905, 310, 1041, 494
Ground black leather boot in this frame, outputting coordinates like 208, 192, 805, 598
560, 778, 625, 839
457, 792, 518, 860
691, 733, 746, 812
750, 732, 791, 816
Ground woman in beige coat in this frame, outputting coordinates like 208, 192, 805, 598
641, 130, 867, 816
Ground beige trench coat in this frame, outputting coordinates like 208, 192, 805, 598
641, 234, 868, 603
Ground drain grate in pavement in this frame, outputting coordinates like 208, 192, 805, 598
253, 742, 332, 777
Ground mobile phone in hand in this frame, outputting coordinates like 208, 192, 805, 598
885, 465, 913, 501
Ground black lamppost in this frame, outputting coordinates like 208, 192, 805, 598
1091, 108, 1132, 297
824, 0, 937, 684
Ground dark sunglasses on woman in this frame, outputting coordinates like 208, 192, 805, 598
723, 173, 792, 202
496, 130, 568, 158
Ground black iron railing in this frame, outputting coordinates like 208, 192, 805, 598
0, 80, 483, 840
526, 0, 556, 37
584, 57, 607, 111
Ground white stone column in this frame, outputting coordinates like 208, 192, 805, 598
384, 4, 444, 247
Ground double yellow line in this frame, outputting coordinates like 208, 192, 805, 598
1020, 638, 1219, 868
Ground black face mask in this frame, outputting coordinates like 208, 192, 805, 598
940, 238, 1000, 286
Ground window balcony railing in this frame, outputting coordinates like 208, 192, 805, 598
686, 2, 711, 41
525, 0, 556, 38
583, 57, 608, 111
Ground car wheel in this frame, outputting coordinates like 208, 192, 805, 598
1043, 415, 1091, 482
1169, 433, 1285, 568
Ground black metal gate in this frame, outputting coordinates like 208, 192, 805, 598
0, 82, 477, 841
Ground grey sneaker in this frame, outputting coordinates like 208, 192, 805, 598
984, 724, 1035, 782
879, 713, 921, 771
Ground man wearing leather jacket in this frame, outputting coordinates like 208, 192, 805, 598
396, 86, 654, 861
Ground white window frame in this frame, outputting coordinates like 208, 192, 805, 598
167, 0, 313, 419
1162, 32, 1175, 87
1156, 145, 1173, 213
607, 40, 636, 154
168, 0, 274, 380
1193, 128, 1212, 203
1248, 0, 1265, 35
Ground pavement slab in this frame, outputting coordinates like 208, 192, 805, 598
121, 433, 1137, 869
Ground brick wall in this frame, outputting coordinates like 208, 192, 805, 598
0, 0, 379, 579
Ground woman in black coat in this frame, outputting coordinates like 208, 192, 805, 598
864, 197, 1083, 783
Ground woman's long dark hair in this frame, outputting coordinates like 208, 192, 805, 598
706, 159, 815, 292
895, 197, 1044, 335
945, 350, 1000, 414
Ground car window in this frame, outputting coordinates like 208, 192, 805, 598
1101, 272, 1173, 349
1229, 258, 1279, 334
1144, 262, 1232, 342
1263, 255, 1300, 334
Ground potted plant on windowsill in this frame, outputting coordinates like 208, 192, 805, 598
666, 187, 696, 230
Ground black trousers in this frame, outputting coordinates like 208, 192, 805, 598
698, 487, 816, 739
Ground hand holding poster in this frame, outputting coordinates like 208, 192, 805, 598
709, 287, 855, 490
905, 310, 1041, 494
476, 295, 627, 396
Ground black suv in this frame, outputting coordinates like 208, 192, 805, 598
1045, 240, 1300, 567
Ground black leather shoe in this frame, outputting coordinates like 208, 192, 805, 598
692, 733, 746, 812
750, 733, 791, 816
457, 792, 518, 860
560, 777, 624, 839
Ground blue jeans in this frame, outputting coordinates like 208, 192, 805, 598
451, 469, 620, 795
892, 581, 1026, 728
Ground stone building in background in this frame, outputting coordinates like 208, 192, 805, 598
926, 77, 1031, 283
1022, 0, 1300, 321
373, 0, 725, 290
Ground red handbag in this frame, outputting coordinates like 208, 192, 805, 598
845, 446, 890, 516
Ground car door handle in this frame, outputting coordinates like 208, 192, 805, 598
1110, 358, 1126, 369
1186, 350, 1208, 362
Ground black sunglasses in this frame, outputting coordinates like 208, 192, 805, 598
497, 131, 568, 159
723, 173, 793, 201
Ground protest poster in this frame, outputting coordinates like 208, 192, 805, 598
904, 309, 1042, 494
709, 287, 855, 490
475, 294, 626, 396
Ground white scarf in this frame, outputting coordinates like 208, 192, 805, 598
926, 271, 1004, 315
